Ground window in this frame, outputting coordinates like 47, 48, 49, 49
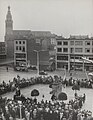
85, 41, 90, 45
70, 48, 74, 53
16, 46, 18, 50
75, 41, 83, 46
16, 53, 26, 58
57, 55, 68, 61
57, 41, 62, 45
16, 41, 18, 44
70, 56, 74, 59
75, 56, 79, 59
70, 41, 74, 45
75, 48, 82, 52
51, 38, 55, 44
89, 57, 93, 60
23, 41, 25, 44
19, 46, 21, 50
1, 47, 4, 51
36, 39, 40, 43
22, 46, 25, 52
92, 48, 93, 53
19, 41, 21, 44
63, 41, 68, 45
63, 48, 68, 52
85, 48, 90, 53
57, 48, 62, 52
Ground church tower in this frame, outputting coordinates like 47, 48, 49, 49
5, 6, 14, 59
5, 6, 13, 35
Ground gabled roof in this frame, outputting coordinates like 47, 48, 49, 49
13, 30, 31, 36
13, 30, 32, 39
13, 30, 57, 39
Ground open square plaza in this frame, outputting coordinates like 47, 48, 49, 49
0, 66, 93, 120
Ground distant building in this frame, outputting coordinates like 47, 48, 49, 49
14, 39, 27, 67
0, 42, 6, 60
32, 31, 56, 51
14, 37, 49, 70
56, 35, 93, 71
5, 6, 55, 69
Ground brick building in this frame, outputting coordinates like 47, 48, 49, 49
5, 6, 55, 70
0, 42, 6, 60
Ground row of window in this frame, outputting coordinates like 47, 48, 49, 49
15, 53, 26, 58
16, 46, 26, 52
73, 48, 92, 53
57, 56, 68, 61
70, 41, 83, 46
0, 51, 6, 54
0, 43, 5, 46
70, 56, 93, 60
57, 41, 93, 46
16, 41, 25, 44
57, 47, 93, 53
57, 55, 93, 61
57, 48, 68, 52
0, 55, 6, 59
16, 39, 44, 44
57, 41, 68, 45
0, 47, 5, 51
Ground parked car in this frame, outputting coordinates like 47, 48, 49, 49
39, 71, 48, 75
30, 65, 37, 70
75, 67, 83, 71
14, 66, 28, 71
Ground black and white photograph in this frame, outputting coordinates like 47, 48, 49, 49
0, 0, 93, 120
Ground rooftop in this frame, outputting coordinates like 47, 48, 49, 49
13, 30, 33, 39
56, 36, 68, 40
56, 35, 93, 40
70, 35, 89, 39
32, 31, 53, 37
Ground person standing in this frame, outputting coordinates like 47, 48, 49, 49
15, 86, 21, 96
83, 93, 86, 103
6, 66, 8, 72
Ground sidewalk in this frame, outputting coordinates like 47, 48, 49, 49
0, 58, 14, 66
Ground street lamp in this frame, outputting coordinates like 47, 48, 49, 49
33, 49, 46, 75
85, 69, 89, 81
34, 50, 39, 75
18, 101, 22, 119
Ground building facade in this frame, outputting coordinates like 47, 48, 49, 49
14, 37, 50, 70
5, 6, 55, 69
56, 35, 93, 71
14, 39, 27, 67
0, 42, 6, 60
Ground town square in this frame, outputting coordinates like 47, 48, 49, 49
0, 0, 93, 120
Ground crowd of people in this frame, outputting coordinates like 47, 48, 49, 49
0, 74, 93, 119
0, 75, 53, 95
0, 91, 92, 120
0, 75, 93, 95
